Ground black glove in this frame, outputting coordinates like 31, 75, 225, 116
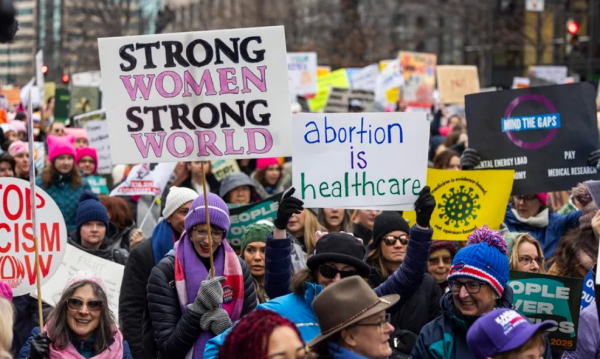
460, 148, 481, 170
274, 188, 304, 230
30, 332, 51, 359
587, 150, 600, 169
414, 186, 436, 228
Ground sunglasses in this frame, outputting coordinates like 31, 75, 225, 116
382, 234, 408, 246
67, 298, 103, 312
429, 256, 452, 265
318, 265, 358, 280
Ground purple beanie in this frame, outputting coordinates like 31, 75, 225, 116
184, 192, 230, 235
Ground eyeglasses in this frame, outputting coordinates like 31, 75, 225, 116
67, 298, 103, 312
429, 256, 452, 265
318, 265, 358, 280
382, 234, 408, 246
518, 256, 543, 266
448, 280, 485, 294
355, 313, 392, 334
514, 195, 538, 203
192, 227, 225, 241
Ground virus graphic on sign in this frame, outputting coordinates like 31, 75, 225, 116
438, 185, 481, 228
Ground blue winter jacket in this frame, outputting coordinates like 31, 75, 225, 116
36, 175, 91, 233
17, 327, 134, 359
411, 288, 552, 359
204, 225, 433, 358
503, 203, 580, 260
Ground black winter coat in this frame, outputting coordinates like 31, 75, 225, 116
68, 223, 129, 265
119, 238, 156, 359
147, 252, 257, 359
368, 269, 442, 356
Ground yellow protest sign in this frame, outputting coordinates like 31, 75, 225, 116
378, 60, 401, 105
317, 66, 331, 78
436, 65, 480, 104
308, 69, 349, 112
399, 51, 437, 107
404, 169, 514, 240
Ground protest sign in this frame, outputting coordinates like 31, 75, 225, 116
35, 244, 124, 320
324, 88, 375, 113
436, 65, 480, 104
70, 86, 100, 117
350, 64, 379, 91
508, 271, 583, 351
399, 51, 437, 107
0, 87, 20, 108
377, 60, 400, 106
581, 269, 595, 311
287, 52, 317, 98
227, 193, 282, 251
98, 26, 292, 164
87, 175, 109, 195
110, 162, 176, 196
53, 89, 70, 122
528, 66, 567, 84
35, 50, 45, 102
0, 178, 67, 296
466, 83, 599, 194
309, 69, 350, 112
72, 71, 102, 88
512, 77, 530, 89
44, 82, 55, 105
33, 142, 45, 174
84, 117, 112, 175
211, 159, 241, 181
317, 66, 331, 78
403, 169, 514, 240
292, 112, 429, 210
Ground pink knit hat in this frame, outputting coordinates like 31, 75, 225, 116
47, 135, 76, 163
256, 157, 280, 171
8, 140, 28, 157
536, 193, 548, 206
64, 271, 106, 293
76, 147, 98, 174
65, 128, 88, 141
0, 282, 13, 301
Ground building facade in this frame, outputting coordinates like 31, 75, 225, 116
0, 0, 37, 86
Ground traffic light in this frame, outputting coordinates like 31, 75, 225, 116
61, 74, 70, 84
41, 65, 48, 74
567, 20, 579, 35
566, 20, 580, 56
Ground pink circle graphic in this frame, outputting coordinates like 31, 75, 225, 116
503, 94, 558, 149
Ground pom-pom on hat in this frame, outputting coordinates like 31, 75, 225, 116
447, 225, 509, 297
75, 147, 98, 174
47, 135, 76, 163
75, 191, 109, 230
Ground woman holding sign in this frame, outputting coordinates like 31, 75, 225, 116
17, 271, 133, 359
147, 193, 257, 359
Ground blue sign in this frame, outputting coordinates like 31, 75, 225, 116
501, 113, 561, 133
580, 269, 595, 311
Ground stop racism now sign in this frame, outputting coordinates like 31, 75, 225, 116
0, 178, 67, 296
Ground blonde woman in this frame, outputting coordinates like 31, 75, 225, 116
287, 208, 324, 272
0, 297, 13, 359
509, 234, 546, 274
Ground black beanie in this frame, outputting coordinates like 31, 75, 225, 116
306, 233, 371, 277
372, 211, 410, 247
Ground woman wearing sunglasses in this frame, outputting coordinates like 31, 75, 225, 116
412, 226, 552, 359
508, 234, 545, 274
204, 187, 436, 359
427, 241, 457, 293
17, 271, 132, 359
365, 211, 442, 356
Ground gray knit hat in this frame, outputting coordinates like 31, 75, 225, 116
163, 186, 199, 218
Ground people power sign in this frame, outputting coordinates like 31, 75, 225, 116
466, 83, 599, 195
292, 113, 429, 210
403, 169, 514, 240
508, 271, 583, 351
436, 65, 480, 105
227, 193, 282, 252
0, 178, 67, 296
98, 26, 292, 164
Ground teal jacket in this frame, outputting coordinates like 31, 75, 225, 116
411, 287, 552, 359
36, 174, 90, 233
203, 282, 322, 359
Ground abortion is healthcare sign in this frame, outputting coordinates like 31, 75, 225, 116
98, 26, 292, 164
292, 112, 429, 210
0, 178, 67, 296
466, 83, 599, 194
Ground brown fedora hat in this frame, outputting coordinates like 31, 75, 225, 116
308, 276, 400, 348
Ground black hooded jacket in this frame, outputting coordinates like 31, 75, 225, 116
68, 222, 129, 265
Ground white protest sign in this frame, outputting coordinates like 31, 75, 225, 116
528, 66, 567, 84
35, 244, 124, 320
110, 162, 177, 196
35, 50, 45, 101
512, 77, 530, 89
72, 71, 102, 88
98, 26, 292, 164
350, 64, 379, 91
292, 113, 429, 209
287, 52, 317, 98
211, 159, 241, 181
33, 142, 45, 174
84, 118, 112, 175
0, 178, 67, 296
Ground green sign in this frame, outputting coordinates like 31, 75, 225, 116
53, 89, 70, 122
227, 193, 282, 252
86, 175, 109, 195
508, 271, 583, 351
